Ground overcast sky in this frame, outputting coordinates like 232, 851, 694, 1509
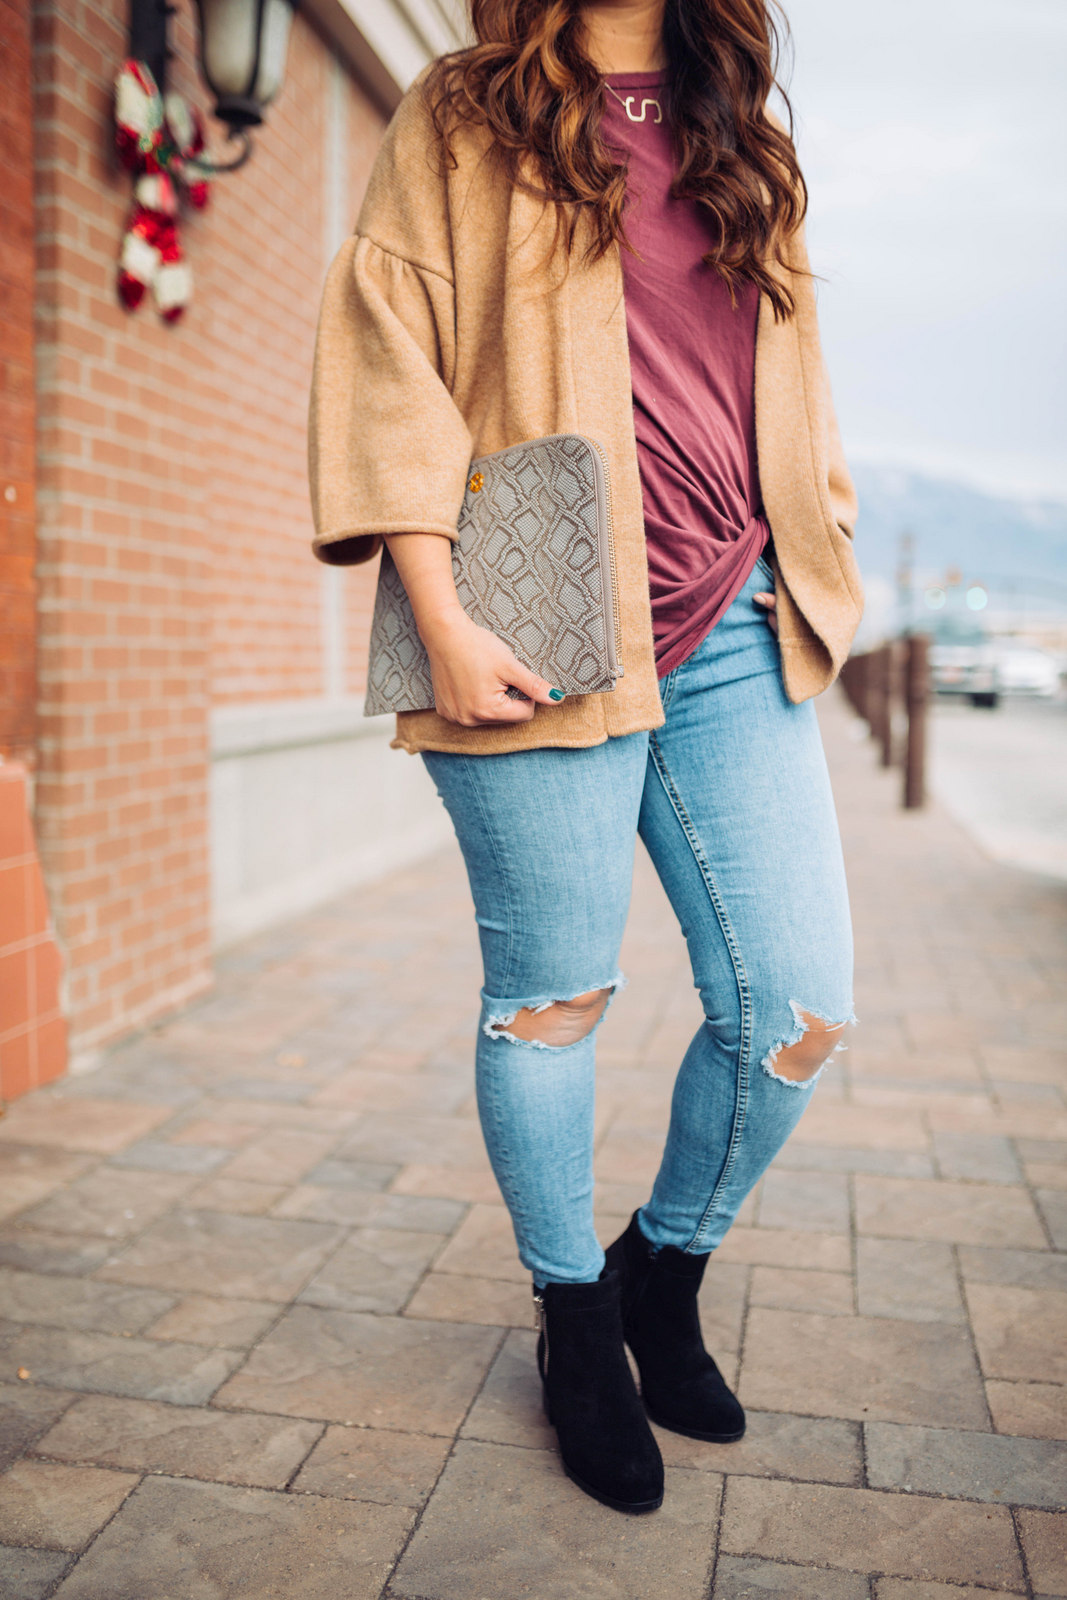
776, 0, 1066, 500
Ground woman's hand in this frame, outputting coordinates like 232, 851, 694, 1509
382, 532, 564, 726
753, 590, 778, 636
421, 606, 563, 726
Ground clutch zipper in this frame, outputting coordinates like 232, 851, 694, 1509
587, 437, 624, 679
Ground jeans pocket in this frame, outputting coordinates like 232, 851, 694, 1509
755, 552, 775, 585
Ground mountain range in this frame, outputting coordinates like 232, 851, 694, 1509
847, 463, 1067, 611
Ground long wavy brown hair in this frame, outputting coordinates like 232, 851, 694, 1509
426, 0, 807, 320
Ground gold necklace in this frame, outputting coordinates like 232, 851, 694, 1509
603, 79, 664, 125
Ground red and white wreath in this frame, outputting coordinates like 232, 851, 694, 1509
114, 59, 211, 322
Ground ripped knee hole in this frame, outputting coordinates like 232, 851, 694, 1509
490, 987, 612, 1048
762, 1006, 853, 1085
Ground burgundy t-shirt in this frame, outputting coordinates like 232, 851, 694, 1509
602, 71, 770, 676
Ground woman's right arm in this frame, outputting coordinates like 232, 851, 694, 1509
384, 533, 563, 726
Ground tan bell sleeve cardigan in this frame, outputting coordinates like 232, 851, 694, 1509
307, 69, 864, 756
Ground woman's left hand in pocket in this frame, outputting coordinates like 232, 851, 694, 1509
753, 590, 778, 636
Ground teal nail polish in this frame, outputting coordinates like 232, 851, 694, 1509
548, 688, 565, 702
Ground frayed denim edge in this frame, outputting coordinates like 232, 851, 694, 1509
760, 998, 859, 1089
482, 971, 627, 1051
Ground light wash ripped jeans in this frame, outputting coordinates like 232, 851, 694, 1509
423, 554, 855, 1286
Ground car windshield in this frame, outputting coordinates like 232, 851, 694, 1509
931, 614, 988, 646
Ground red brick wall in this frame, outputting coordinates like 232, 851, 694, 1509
30, 0, 386, 1067
0, 0, 38, 762
0, 765, 67, 1099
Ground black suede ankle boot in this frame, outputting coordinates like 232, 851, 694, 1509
535, 1268, 664, 1513
604, 1210, 746, 1443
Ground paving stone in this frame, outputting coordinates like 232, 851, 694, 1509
184, 1178, 289, 1215
1026, 1161, 1067, 1190
965, 1283, 1067, 1383
0, 1149, 95, 1225
106, 1141, 228, 1175
0, 1271, 174, 1336
855, 1239, 965, 1323
714, 1228, 852, 1271
214, 1305, 500, 1434
0, 1385, 76, 1472
389, 1162, 502, 1203
459, 1329, 554, 1449
0, 1321, 241, 1405
719, 1477, 1024, 1590
34, 1395, 322, 1490
1035, 1188, 1067, 1248
0, 1460, 137, 1551
274, 1186, 464, 1234
170, 1117, 265, 1149
308, 1067, 470, 1114
213, 1077, 313, 1103
48, 1474, 413, 1600
336, 1113, 486, 1169
958, 1245, 1067, 1293
985, 1380, 1067, 1441
931, 1133, 1022, 1184
298, 1228, 444, 1314
218, 1130, 340, 1185
143, 1294, 279, 1349
0, 1100, 170, 1156
749, 1266, 854, 1316
865, 1420, 1067, 1508
713, 1555, 869, 1599
292, 1424, 450, 1506
0, 1544, 72, 1599
756, 1171, 850, 1235
96, 1210, 343, 1302
789, 1104, 928, 1152
432, 1203, 525, 1282
738, 1310, 988, 1428
874, 1583, 1024, 1600
772, 1144, 935, 1179
17, 1169, 198, 1241
1015, 1507, 1067, 1596
1014, 1137, 1067, 1163
658, 1408, 863, 1484
404, 1271, 534, 1327
594, 1124, 671, 1186
0, 1231, 114, 1278
854, 1178, 1045, 1248
392, 1439, 721, 1600
301, 1158, 399, 1190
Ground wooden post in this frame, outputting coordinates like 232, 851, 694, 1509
874, 645, 894, 767
904, 634, 929, 809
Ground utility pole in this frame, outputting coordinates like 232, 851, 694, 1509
896, 531, 915, 636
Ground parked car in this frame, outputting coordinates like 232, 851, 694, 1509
990, 643, 1061, 697
928, 615, 1000, 707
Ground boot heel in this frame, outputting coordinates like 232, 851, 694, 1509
535, 1269, 664, 1515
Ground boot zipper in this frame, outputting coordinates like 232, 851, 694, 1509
533, 1289, 547, 1374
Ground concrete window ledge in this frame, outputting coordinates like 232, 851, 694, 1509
210, 697, 451, 950
211, 697, 386, 760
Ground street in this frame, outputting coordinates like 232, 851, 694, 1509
929, 693, 1067, 881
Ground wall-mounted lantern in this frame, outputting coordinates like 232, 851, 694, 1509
193, 0, 298, 139
129, 0, 298, 171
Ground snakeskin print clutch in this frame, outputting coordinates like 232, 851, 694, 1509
363, 433, 623, 716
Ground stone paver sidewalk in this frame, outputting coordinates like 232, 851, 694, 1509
0, 688, 1065, 1600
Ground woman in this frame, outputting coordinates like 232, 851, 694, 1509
308, 0, 862, 1516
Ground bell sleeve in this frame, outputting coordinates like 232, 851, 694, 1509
307, 232, 473, 567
